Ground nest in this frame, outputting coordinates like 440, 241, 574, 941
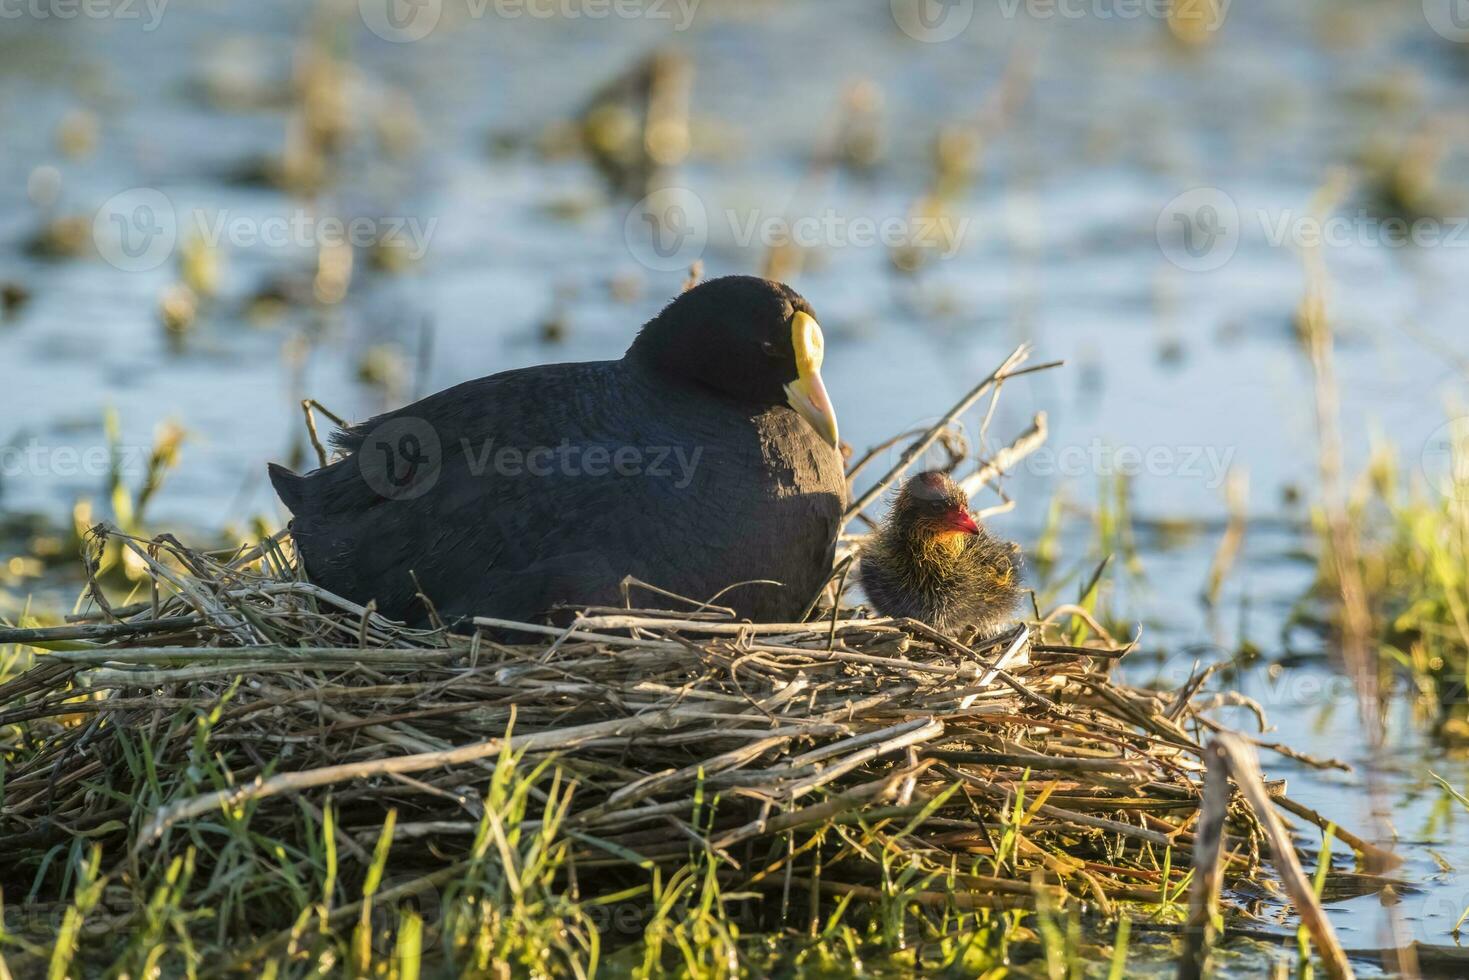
0, 526, 1383, 965
0, 348, 1383, 973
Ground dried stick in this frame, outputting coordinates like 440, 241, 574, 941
842, 345, 1048, 526
300, 398, 346, 468
1215, 734, 1354, 980
1179, 740, 1229, 980
956, 411, 1049, 499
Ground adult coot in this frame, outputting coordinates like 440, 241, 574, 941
859, 471, 1023, 637
269, 276, 846, 626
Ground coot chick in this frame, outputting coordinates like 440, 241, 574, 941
859, 471, 1023, 637
269, 276, 846, 628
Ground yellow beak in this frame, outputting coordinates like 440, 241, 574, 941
783, 311, 840, 449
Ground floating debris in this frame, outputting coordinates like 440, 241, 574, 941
159, 283, 199, 347
825, 79, 886, 176
574, 50, 692, 197
367, 232, 416, 274
179, 230, 222, 300
26, 164, 62, 209
1363, 126, 1462, 222
56, 108, 100, 159
373, 88, 422, 159
1, 281, 31, 317
1167, 0, 1225, 47
313, 237, 353, 304
537, 313, 568, 344
195, 37, 291, 111
356, 342, 408, 399
890, 57, 1029, 275
25, 214, 91, 260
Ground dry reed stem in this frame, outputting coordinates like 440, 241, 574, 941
843, 345, 1043, 525
1215, 734, 1354, 980
1179, 740, 1229, 980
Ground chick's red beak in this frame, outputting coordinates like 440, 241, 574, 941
944, 506, 981, 536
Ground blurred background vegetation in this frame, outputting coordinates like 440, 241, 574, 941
4, 0, 1469, 974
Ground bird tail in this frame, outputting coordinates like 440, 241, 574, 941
267, 462, 305, 515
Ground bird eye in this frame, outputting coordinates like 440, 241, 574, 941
760, 340, 781, 358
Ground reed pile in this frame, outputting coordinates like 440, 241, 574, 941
0, 529, 1383, 972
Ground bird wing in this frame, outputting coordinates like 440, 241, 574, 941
276, 360, 625, 621
274, 360, 846, 625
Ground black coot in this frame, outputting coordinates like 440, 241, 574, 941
269, 276, 846, 626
